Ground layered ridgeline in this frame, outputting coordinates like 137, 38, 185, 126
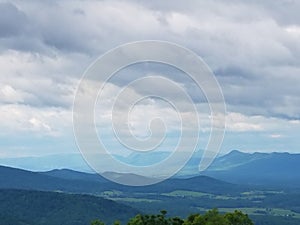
0, 165, 300, 225
0, 150, 299, 188
0, 165, 243, 195
201, 150, 300, 187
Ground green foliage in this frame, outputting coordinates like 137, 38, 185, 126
114, 220, 121, 225
127, 210, 183, 225
92, 209, 253, 225
183, 209, 252, 225
224, 210, 254, 225
91, 220, 105, 225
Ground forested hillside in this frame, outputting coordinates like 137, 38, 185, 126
0, 189, 138, 225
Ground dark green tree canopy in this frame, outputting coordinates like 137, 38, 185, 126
92, 209, 254, 225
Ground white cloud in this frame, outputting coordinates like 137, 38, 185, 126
0, 84, 26, 103
269, 134, 283, 139
285, 25, 300, 36
225, 113, 264, 132
0, 104, 71, 137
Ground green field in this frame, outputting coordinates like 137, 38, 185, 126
217, 207, 300, 219
162, 190, 209, 197
106, 188, 300, 225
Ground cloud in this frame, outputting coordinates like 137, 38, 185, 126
269, 134, 283, 139
0, 104, 71, 137
0, 0, 300, 157
0, 2, 28, 38
0, 50, 82, 108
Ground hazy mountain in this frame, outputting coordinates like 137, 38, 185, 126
41, 169, 106, 182
0, 154, 93, 172
0, 165, 113, 194
206, 150, 270, 171
1, 149, 300, 188
0, 150, 205, 174
0, 165, 246, 195
202, 150, 300, 187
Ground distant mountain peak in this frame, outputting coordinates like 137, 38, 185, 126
227, 149, 245, 155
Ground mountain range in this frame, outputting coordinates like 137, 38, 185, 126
0, 165, 245, 195
0, 150, 299, 188
0, 149, 300, 225
202, 150, 300, 187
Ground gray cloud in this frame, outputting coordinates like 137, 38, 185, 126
0, 2, 27, 37
1, 0, 300, 119
250, 0, 300, 26
0, 0, 300, 158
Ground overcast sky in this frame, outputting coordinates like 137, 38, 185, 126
0, 0, 300, 160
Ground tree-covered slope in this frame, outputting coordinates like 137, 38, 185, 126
0, 189, 138, 225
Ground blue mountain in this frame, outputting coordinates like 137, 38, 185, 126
201, 150, 300, 187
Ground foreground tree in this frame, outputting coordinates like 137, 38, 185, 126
224, 210, 254, 225
92, 209, 253, 225
127, 210, 183, 225
184, 209, 253, 225
91, 220, 105, 225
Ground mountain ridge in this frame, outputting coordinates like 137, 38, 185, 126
1, 150, 300, 188
0, 165, 247, 195
202, 150, 300, 187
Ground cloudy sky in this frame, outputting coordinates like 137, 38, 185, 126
1, 0, 300, 162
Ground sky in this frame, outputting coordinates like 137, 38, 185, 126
0, 0, 300, 161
